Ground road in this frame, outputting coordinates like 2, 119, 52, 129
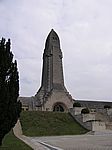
29, 132, 112, 150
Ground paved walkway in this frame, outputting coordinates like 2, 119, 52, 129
13, 120, 112, 150
30, 134, 112, 150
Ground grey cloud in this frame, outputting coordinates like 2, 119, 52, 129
0, 0, 112, 101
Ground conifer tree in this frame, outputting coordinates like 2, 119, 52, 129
0, 38, 21, 145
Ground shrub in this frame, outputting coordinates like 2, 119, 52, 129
104, 105, 111, 109
81, 108, 90, 114
73, 102, 81, 107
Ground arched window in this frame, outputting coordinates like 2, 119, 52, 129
53, 104, 64, 112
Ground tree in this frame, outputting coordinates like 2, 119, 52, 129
73, 102, 81, 107
0, 38, 21, 145
104, 105, 111, 109
81, 108, 90, 114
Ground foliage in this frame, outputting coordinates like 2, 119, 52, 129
104, 105, 111, 109
0, 38, 21, 146
73, 102, 81, 107
20, 111, 88, 136
81, 108, 90, 114
0, 130, 32, 150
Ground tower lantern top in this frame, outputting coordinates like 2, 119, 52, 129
45, 29, 60, 49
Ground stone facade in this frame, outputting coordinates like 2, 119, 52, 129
69, 105, 112, 131
35, 29, 73, 112
19, 29, 73, 111
76, 100, 112, 109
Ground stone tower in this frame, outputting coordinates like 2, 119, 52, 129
35, 29, 73, 111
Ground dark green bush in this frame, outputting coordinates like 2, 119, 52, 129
73, 102, 81, 107
81, 108, 90, 114
104, 105, 111, 109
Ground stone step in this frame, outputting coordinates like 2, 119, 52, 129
93, 130, 112, 135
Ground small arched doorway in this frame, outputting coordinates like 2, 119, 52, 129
53, 102, 66, 112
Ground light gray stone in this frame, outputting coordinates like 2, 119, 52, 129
35, 29, 73, 112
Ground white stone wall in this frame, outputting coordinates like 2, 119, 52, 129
92, 121, 106, 131
83, 113, 95, 122
22, 106, 29, 111
107, 108, 112, 116
72, 107, 85, 115
42, 90, 73, 111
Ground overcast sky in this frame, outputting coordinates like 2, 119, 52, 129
0, 0, 112, 101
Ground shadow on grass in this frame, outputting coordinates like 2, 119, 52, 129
0, 131, 32, 150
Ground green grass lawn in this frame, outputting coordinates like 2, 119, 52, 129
20, 111, 88, 136
0, 131, 33, 150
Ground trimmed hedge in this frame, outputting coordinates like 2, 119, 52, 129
81, 108, 90, 114
104, 105, 111, 109
73, 102, 81, 107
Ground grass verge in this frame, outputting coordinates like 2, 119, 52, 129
20, 111, 88, 136
0, 131, 33, 150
